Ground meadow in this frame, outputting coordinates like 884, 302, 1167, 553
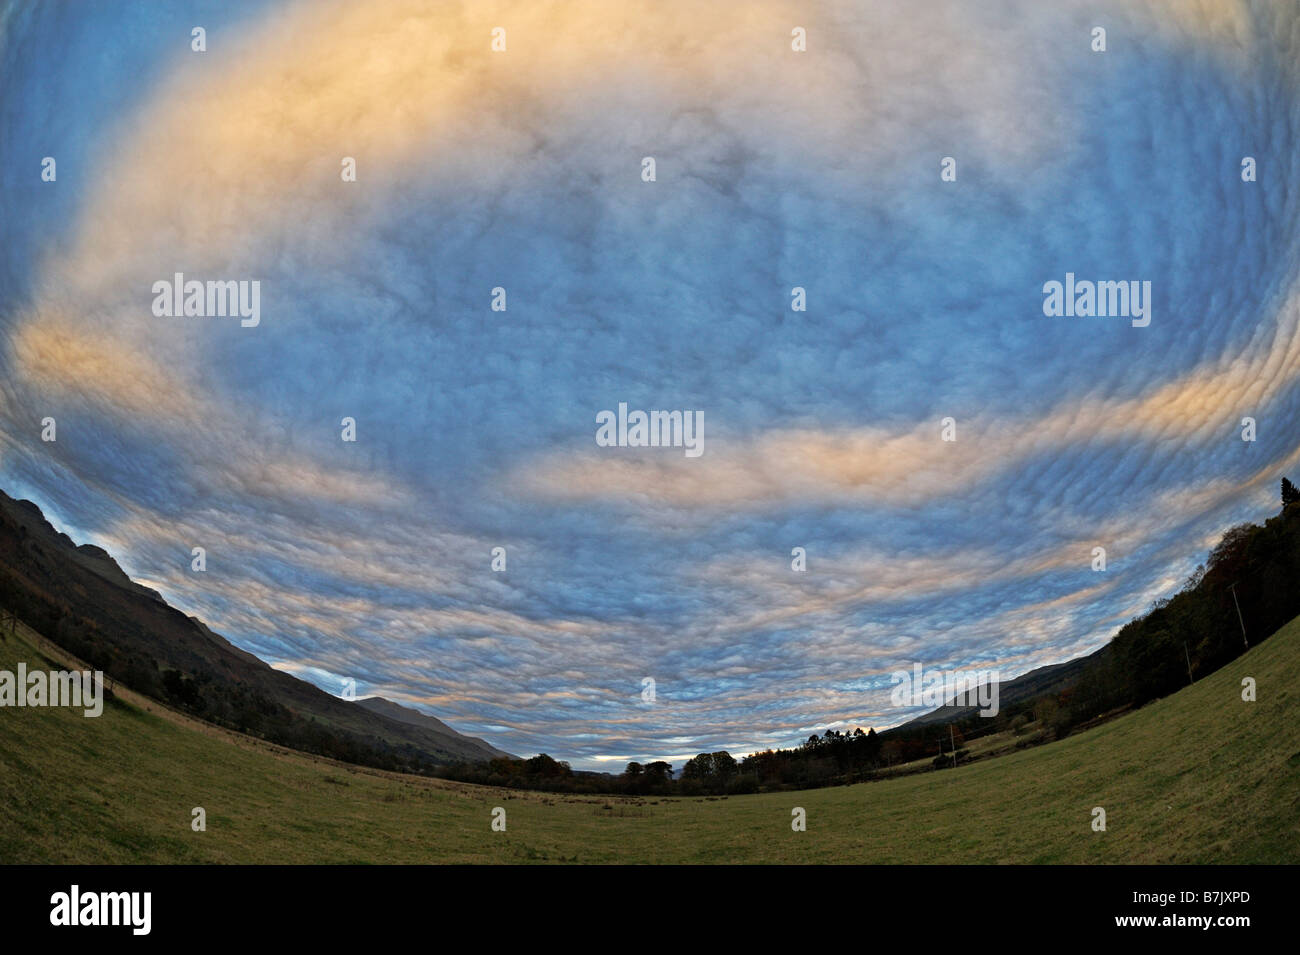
2, 612, 1296, 864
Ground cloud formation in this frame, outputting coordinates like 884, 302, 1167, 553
1, 0, 1298, 768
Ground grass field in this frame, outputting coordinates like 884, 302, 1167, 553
2, 612, 1297, 864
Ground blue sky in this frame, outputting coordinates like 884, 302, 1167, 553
2, 0, 1299, 770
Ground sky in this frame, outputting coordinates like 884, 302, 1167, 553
1, 0, 1298, 771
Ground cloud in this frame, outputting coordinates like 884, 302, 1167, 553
1, 0, 1298, 768
516, 258, 1300, 513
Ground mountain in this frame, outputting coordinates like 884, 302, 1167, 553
355, 696, 510, 759
894, 654, 1096, 730
0, 488, 510, 766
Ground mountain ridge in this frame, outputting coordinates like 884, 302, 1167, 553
0, 487, 511, 765
893, 654, 1097, 730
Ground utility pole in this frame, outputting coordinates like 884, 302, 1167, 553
949, 724, 957, 769
1230, 582, 1248, 649
1183, 642, 1194, 685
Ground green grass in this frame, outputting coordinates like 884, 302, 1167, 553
2, 613, 1298, 863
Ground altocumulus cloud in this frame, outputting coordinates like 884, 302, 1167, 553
1, 0, 1299, 768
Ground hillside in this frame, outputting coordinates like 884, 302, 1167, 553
355, 695, 510, 760
2, 606, 1296, 863
0, 489, 507, 765
886, 498, 1300, 753
896, 655, 1094, 729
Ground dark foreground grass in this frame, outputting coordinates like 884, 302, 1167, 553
1, 613, 1297, 863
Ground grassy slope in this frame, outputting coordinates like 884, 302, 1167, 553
2, 613, 1298, 864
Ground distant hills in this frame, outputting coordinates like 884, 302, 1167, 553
896, 489, 1300, 746
353, 695, 508, 758
896, 655, 1095, 729
0, 488, 510, 766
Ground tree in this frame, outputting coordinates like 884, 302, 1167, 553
643, 761, 673, 786
1207, 523, 1253, 575
711, 751, 737, 780
682, 753, 713, 780
524, 753, 570, 778
1283, 477, 1299, 508
879, 740, 903, 767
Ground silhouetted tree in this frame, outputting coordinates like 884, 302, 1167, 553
643, 761, 673, 786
